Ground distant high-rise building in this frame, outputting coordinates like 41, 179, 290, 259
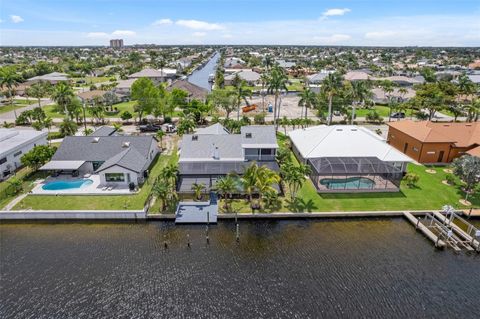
110, 39, 124, 49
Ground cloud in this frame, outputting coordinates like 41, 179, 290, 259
364, 31, 397, 39
152, 18, 173, 26
176, 19, 224, 31
112, 30, 136, 36
313, 34, 351, 44
86, 32, 109, 38
10, 15, 24, 23
321, 8, 351, 18
192, 32, 207, 37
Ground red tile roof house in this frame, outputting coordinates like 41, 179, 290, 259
387, 121, 480, 163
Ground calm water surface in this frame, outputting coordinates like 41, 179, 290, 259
187, 52, 219, 91
1, 219, 479, 318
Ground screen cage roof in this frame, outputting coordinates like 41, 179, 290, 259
308, 157, 403, 175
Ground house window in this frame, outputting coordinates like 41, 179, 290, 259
427, 151, 436, 155
0, 157, 6, 165
105, 173, 125, 182
261, 149, 273, 155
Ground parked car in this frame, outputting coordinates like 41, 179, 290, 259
162, 123, 177, 133
138, 124, 162, 132
391, 112, 406, 119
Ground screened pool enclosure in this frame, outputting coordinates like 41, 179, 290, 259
307, 157, 407, 192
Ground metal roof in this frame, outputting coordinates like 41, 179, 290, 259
39, 160, 85, 171
309, 157, 404, 175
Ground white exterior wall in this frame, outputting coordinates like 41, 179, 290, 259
0, 133, 48, 180
99, 165, 139, 186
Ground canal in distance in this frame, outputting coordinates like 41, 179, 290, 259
187, 52, 220, 91
1, 218, 479, 318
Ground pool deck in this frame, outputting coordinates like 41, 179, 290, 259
31, 175, 133, 195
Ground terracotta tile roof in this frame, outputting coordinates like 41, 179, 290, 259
467, 146, 480, 158
388, 120, 480, 148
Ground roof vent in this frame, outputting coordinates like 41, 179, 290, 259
92, 137, 100, 143
245, 132, 252, 138
351, 128, 358, 131
212, 146, 219, 160
192, 135, 198, 141
122, 141, 130, 148
336, 129, 343, 131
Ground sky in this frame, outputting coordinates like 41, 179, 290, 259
0, 0, 479, 46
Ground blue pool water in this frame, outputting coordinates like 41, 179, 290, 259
42, 179, 93, 191
320, 177, 375, 190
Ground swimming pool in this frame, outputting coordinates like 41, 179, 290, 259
320, 177, 375, 190
42, 179, 93, 191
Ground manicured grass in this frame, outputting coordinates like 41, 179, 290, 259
13, 151, 178, 211
227, 133, 479, 213
0, 99, 36, 114
0, 168, 49, 209
354, 105, 391, 118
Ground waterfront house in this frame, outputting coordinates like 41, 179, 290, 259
0, 129, 48, 181
40, 127, 159, 187
168, 80, 208, 102
387, 121, 480, 163
27, 72, 69, 85
177, 124, 279, 193
128, 68, 176, 85
224, 70, 261, 86
288, 125, 411, 192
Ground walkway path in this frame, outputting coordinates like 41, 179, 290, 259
0, 98, 53, 121
3, 193, 28, 211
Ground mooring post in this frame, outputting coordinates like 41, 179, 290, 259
163, 234, 168, 249
187, 234, 190, 248
415, 217, 420, 230
236, 223, 240, 242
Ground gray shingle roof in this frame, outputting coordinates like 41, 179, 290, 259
180, 134, 243, 161
90, 126, 116, 137
95, 147, 147, 173
241, 126, 278, 148
179, 160, 279, 175
195, 123, 229, 135
52, 136, 155, 162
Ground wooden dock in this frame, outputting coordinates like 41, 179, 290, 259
403, 212, 446, 249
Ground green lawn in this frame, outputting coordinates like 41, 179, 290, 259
13, 151, 178, 211
0, 168, 49, 209
227, 134, 479, 213
0, 99, 37, 114
355, 105, 391, 118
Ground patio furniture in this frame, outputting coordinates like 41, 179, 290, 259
83, 173, 91, 178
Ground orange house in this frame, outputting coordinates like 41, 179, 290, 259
387, 121, 480, 163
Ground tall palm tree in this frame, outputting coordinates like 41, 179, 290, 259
156, 130, 165, 150
234, 80, 252, 121
59, 117, 78, 136
240, 163, 259, 205
213, 176, 237, 211
0, 67, 22, 120
152, 182, 171, 212
267, 66, 288, 131
51, 82, 74, 116
43, 117, 53, 145
321, 72, 343, 125
255, 166, 280, 210
25, 81, 47, 109
350, 80, 372, 124
161, 164, 179, 192
298, 86, 316, 122
263, 55, 273, 71
260, 73, 269, 112
381, 81, 395, 122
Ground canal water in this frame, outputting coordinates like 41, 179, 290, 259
1, 219, 479, 318
187, 52, 220, 91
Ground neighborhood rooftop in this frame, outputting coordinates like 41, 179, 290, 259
0, 129, 47, 157
288, 125, 412, 162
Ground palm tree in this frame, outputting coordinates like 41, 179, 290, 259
281, 162, 310, 200
280, 116, 290, 134
0, 67, 22, 120
44, 117, 53, 145
321, 72, 343, 125
255, 166, 280, 210
380, 80, 395, 122
191, 182, 206, 201
25, 81, 47, 109
267, 66, 289, 130
59, 117, 78, 136
213, 176, 237, 211
260, 73, 269, 112
152, 182, 171, 211
234, 80, 252, 121
161, 164, 179, 192
350, 80, 372, 124
298, 87, 316, 122
51, 82, 74, 116
240, 163, 259, 205
177, 113, 196, 136
263, 55, 274, 71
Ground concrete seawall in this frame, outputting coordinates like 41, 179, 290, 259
0, 210, 146, 220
